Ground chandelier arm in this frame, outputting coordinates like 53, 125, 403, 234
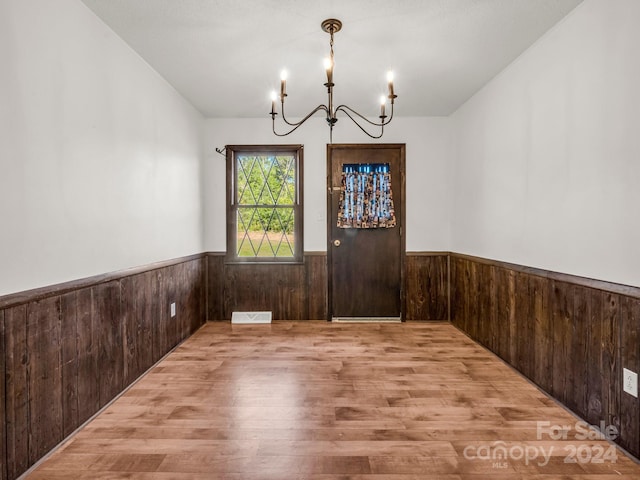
280, 104, 329, 127
272, 117, 303, 137
383, 102, 395, 125
280, 101, 301, 126
335, 104, 393, 128
272, 104, 330, 136
335, 107, 384, 139
385, 102, 396, 125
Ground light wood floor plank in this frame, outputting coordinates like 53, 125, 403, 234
26, 321, 640, 479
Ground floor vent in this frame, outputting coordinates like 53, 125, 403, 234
231, 311, 272, 324
332, 317, 402, 323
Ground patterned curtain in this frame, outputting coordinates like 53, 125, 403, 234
337, 164, 396, 229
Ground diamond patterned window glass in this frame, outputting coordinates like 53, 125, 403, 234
228, 148, 302, 261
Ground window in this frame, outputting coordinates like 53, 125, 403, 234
226, 145, 303, 263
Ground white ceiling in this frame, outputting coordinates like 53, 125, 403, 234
80, 0, 583, 118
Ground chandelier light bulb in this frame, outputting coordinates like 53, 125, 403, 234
271, 90, 278, 102
280, 70, 287, 98
324, 57, 334, 85
386, 71, 394, 83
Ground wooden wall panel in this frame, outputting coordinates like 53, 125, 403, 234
224, 263, 306, 320
120, 277, 137, 390
450, 253, 640, 459
0, 254, 206, 480
152, 271, 164, 363
206, 254, 225, 321
184, 261, 198, 338
4, 305, 28, 480
476, 263, 495, 350
145, 271, 161, 364
493, 267, 514, 364
530, 275, 552, 395
570, 285, 590, 420
60, 292, 79, 438
620, 296, 640, 456
189, 259, 205, 335
75, 287, 100, 425
449, 257, 464, 330
550, 280, 571, 405
26, 297, 64, 465
602, 292, 621, 437
172, 263, 186, 343
208, 252, 447, 322
207, 253, 327, 321
94, 281, 124, 409
306, 253, 327, 320
0, 310, 5, 480
405, 254, 448, 321
159, 267, 176, 354
452, 257, 467, 331
585, 289, 604, 426
465, 259, 478, 339
513, 272, 533, 379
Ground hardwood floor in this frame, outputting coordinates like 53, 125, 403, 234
26, 321, 640, 479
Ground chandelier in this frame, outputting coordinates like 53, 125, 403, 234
270, 18, 397, 142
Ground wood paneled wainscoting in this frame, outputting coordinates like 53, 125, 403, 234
206, 252, 328, 321
206, 252, 449, 321
450, 253, 640, 459
405, 252, 449, 321
0, 255, 205, 480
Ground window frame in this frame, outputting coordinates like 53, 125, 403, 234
225, 144, 304, 264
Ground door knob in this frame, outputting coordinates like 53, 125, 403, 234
333, 239, 341, 247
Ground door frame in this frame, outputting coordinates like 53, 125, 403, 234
326, 143, 406, 321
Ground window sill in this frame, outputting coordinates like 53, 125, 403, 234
224, 258, 304, 266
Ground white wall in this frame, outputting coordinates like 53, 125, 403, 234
0, 0, 204, 296
451, 0, 640, 287
10, 0, 631, 297
203, 116, 451, 253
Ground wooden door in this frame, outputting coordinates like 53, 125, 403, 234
327, 144, 405, 320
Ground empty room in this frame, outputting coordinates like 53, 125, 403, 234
1, 0, 640, 478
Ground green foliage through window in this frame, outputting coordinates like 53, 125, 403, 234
235, 153, 297, 258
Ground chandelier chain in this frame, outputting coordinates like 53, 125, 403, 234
329, 29, 334, 65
